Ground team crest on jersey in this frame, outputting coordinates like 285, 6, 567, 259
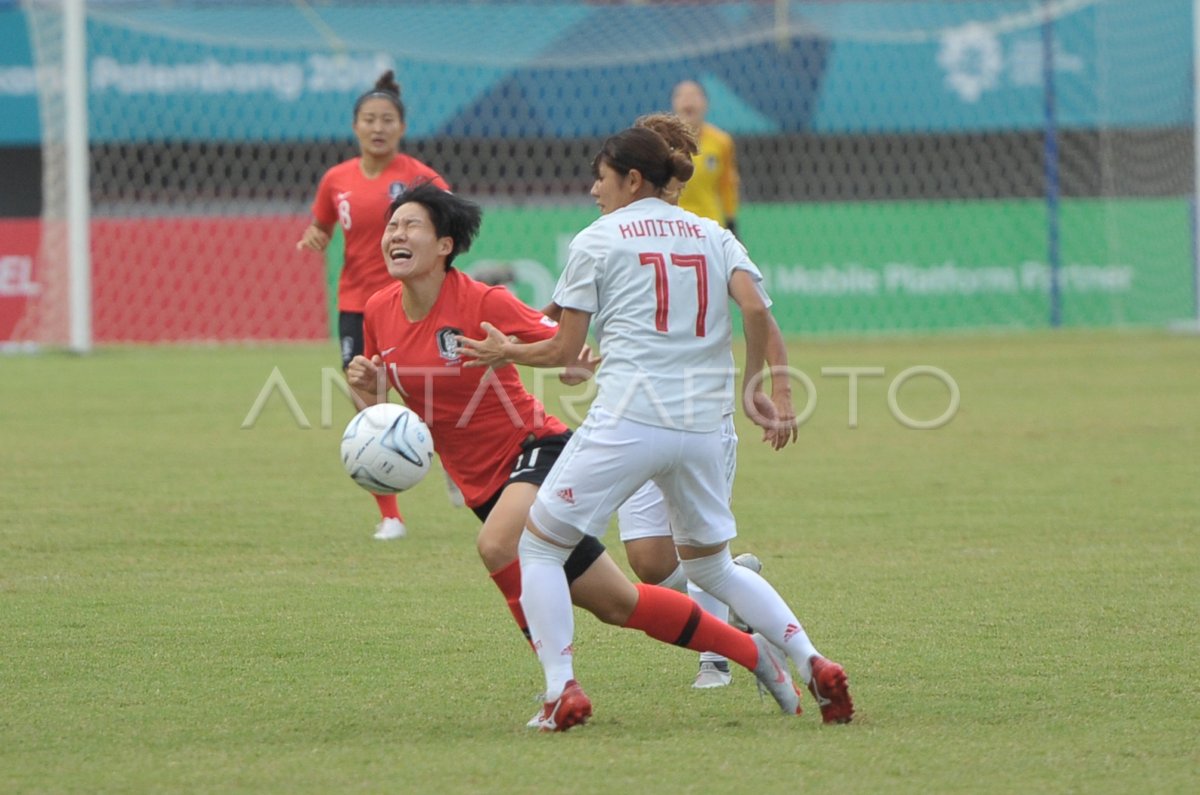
388, 181, 407, 200
436, 326, 463, 362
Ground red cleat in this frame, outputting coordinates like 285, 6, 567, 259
532, 680, 592, 732
808, 656, 854, 724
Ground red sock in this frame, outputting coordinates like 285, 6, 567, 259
373, 493, 402, 521
489, 559, 534, 650
622, 583, 758, 670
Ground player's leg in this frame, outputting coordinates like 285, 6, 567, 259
662, 431, 853, 723
340, 311, 406, 540
516, 522, 587, 731
706, 415, 768, 635
619, 482, 734, 687
519, 409, 671, 728
561, 529, 800, 716
679, 544, 853, 723
687, 412, 744, 681
369, 495, 405, 540
443, 468, 466, 508
526, 414, 801, 722
473, 432, 608, 649
687, 414, 742, 641
619, 483, 686, 588
474, 481, 539, 646
518, 412, 639, 723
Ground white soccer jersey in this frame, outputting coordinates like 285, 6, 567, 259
553, 197, 764, 432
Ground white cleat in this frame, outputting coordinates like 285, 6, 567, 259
373, 518, 407, 540
733, 552, 763, 573
692, 660, 733, 689
444, 470, 466, 509
750, 633, 803, 715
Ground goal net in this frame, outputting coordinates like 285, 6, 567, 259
4, 0, 1195, 346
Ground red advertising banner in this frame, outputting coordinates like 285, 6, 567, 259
0, 219, 41, 345
1, 216, 329, 345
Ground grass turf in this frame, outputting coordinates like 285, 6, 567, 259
1, 330, 1197, 793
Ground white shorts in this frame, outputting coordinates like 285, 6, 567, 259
617, 414, 738, 542
530, 409, 737, 549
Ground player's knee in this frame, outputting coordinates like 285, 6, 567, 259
623, 537, 679, 586
629, 556, 679, 587
476, 527, 517, 570
586, 589, 637, 626
680, 550, 736, 597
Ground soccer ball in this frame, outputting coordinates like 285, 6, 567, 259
340, 403, 435, 494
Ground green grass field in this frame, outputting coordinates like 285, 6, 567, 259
2, 331, 1197, 793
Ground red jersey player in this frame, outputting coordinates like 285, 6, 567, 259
297, 70, 453, 540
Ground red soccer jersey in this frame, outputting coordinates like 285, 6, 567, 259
311, 155, 450, 312
362, 268, 569, 508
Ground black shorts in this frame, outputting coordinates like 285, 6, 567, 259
339, 311, 365, 370
469, 431, 604, 584
471, 431, 572, 523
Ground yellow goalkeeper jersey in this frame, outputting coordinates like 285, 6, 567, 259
678, 122, 740, 227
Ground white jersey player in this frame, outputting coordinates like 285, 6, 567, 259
460, 118, 853, 731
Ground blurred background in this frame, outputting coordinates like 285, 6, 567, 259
1, 0, 1195, 348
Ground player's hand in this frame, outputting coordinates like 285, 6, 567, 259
345, 354, 384, 393
745, 389, 793, 451
770, 388, 799, 449
296, 225, 331, 253
559, 344, 600, 386
456, 322, 510, 368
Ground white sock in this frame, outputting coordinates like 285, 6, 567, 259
687, 580, 730, 664
656, 563, 688, 593
518, 530, 576, 700
681, 550, 820, 681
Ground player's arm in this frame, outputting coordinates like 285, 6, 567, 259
345, 312, 390, 408
728, 268, 772, 424
462, 238, 598, 367
297, 171, 338, 252
458, 308, 591, 369
535, 301, 598, 384
764, 313, 798, 448
472, 290, 596, 381
296, 219, 335, 252
346, 355, 388, 409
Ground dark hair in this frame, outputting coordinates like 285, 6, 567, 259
592, 126, 695, 189
387, 182, 481, 269
353, 70, 405, 121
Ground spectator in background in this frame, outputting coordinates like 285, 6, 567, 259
296, 69, 459, 541
671, 79, 741, 237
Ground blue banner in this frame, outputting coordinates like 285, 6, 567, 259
0, 0, 1191, 145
